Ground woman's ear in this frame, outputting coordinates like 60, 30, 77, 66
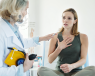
74, 19, 77, 24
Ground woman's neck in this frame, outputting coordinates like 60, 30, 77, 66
62, 28, 71, 36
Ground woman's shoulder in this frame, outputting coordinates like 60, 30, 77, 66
79, 33, 88, 43
50, 32, 58, 43
79, 33, 88, 38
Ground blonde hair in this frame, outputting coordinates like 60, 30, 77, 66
59, 8, 79, 36
0, 0, 28, 22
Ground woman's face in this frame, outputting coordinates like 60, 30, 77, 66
62, 12, 77, 29
21, 1, 29, 19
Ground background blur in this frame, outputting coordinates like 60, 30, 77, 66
19, 0, 95, 67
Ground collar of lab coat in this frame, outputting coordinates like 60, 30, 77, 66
0, 17, 24, 49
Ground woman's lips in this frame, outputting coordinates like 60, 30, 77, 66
64, 24, 68, 26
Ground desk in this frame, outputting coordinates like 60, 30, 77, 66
30, 62, 39, 76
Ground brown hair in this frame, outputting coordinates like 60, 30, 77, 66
59, 8, 79, 36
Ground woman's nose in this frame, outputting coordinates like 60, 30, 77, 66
64, 19, 68, 22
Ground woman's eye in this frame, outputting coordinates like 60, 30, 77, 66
63, 17, 65, 19
68, 17, 71, 20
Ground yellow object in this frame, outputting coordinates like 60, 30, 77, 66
4, 47, 25, 66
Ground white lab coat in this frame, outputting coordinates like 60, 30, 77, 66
0, 18, 38, 76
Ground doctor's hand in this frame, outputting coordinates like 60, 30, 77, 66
60, 64, 74, 73
39, 33, 57, 42
23, 53, 34, 72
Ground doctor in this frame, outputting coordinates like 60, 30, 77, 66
0, 0, 56, 76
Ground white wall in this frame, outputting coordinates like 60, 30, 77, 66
28, 0, 95, 66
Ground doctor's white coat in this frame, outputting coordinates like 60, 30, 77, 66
0, 18, 39, 76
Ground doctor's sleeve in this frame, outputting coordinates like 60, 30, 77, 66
23, 37, 40, 49
0, 36, 25, 76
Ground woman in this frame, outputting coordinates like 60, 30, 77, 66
37, 8, 88, 76
0, 0, 56, 76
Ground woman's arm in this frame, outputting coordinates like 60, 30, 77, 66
48, 35, 61, 63
48, 35, 72, 63
60, 33, 88, 73
71, 33, 88, 68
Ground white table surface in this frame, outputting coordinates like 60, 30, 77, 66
30, 62, 40, 76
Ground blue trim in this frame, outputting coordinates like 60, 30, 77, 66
42, 41, 45, 66
84, 54, 89, 67
33, 37, 40, 45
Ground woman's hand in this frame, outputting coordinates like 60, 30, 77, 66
57, 37, 72, 50
39, 33, 57, 42
23, 53, 34, 72
60, 64, 74, 73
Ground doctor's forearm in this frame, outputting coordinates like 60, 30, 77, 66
39, 37, 45, 42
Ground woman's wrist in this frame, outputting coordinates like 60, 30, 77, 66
57, 46, 63, 51
56, 46, 62, 53
70, 64, 76, 69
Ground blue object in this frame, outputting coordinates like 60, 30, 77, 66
42, 41, 45, 66
16, 58, 25, 66
38, 58, 42, 67
84, 54, 89, 68
33, 37, 40, 45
